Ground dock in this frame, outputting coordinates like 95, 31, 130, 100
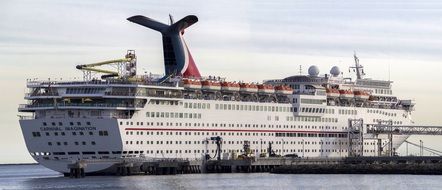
66, 156, 442, 177
272, 156, 442, 175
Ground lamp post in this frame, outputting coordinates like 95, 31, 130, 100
406, 141, 408, 156
420, 140, 423, 156
302, 139, 305, 157
260, 138, 263, 156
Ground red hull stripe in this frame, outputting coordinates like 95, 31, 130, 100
125, 128, 347, 134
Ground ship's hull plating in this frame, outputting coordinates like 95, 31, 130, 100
19, 100, 412, 174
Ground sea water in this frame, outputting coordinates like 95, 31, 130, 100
0, 164, 441, 190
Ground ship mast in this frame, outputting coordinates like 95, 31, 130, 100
350, 52, 365, 80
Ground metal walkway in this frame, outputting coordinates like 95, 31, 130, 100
366, 124, 442, 135
347, 119, 442, 157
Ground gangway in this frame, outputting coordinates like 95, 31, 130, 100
365, 121, 442, 156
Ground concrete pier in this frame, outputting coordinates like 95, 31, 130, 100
272, 156, 442, 175
65, 156, 442, 177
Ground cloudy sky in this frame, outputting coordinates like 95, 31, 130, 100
1, 0, 442, 163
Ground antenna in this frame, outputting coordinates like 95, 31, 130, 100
299, 65, 302, 75
169, 14, 174, 25
349, 52, 365, 80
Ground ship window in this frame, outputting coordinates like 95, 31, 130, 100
77, 122, 81, 126
70, 122, 74, 126
51, 122, 56, 126
64, 142, 68, 145
82, 141, 86, 145
89, 131, 93, 135
75, 142, 79, 145
58, 122, 63, 126
79, 132, 84, 136
54, 132, 58, 136
45, 132, 50, 136
86, 122, 91, 125
56, 142, 61, 146
48, 142, 52, 146
43, 122, 47, 126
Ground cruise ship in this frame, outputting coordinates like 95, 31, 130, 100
18, 15, 415, 174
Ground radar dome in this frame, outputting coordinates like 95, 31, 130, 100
308, 65, 320, 76
330, 66, 340, 77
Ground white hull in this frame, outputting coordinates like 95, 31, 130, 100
20, 99, 412, 173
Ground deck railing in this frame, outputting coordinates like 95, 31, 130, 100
19, 103, 143, 109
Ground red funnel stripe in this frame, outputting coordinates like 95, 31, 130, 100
182, 43, 201, 78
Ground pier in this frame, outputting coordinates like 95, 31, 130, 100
272, 156, 442, 175
66, 156, 442, 177
65, 121, 442, 177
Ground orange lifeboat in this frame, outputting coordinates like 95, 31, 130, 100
183, 79, 202, 89
354, 90, 370, 100
257, 84, 275, 94
326, 88, 340, 98
275, 85, 293, 95
201, 80, 221, 91
240, 83, 258, 93
339, 89, 354, 99
221, 82, 240, 92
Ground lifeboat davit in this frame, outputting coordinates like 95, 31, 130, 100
240, 83, 258, 93
326, 88, 340, 98
354, 90, 370, 100
221, 82, 240, 92
275, 85, 293, 95
339, 89, 354, 99
257, 84, 275, 94
201, 80, 221, 91
183, 79, 202, 89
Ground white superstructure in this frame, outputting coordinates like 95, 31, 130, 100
18, 15, 415, 174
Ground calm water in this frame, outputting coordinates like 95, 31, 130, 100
0, 165, 442, 190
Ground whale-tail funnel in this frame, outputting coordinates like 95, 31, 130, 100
127, 15, 201, 78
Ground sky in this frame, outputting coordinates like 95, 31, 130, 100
1, 0, 442, 163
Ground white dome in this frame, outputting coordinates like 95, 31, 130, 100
330, 66, 340, 77
308, 65, 320, 76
